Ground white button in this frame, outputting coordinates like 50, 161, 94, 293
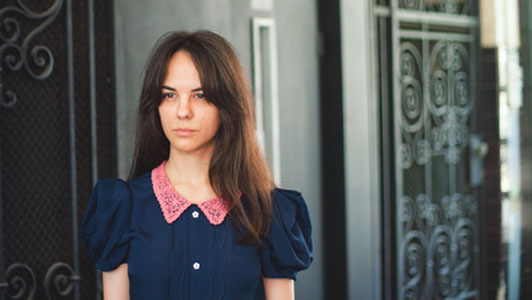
192, 211, 199, 218
193, 262, 200, 270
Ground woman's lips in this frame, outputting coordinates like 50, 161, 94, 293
174, 129, 197, 136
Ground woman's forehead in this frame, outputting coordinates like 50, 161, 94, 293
162, 51, 202, 89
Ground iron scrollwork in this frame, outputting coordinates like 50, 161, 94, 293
44, 262, 80, 300
0, 262, 79, 300
0, 0, 64, 108
2, 263, 36, 300
398, 39, 479, 299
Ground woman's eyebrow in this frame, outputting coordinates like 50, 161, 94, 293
161, 85, 176, 91
161, 86, 202, 92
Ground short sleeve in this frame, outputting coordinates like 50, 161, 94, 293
80, 178, 133, 272
260, 188, 313, 280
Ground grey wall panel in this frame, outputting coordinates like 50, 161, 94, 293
274, 0, 322, 299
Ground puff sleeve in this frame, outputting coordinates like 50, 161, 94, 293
80, 178, 133, 272
260, 188, 313, 280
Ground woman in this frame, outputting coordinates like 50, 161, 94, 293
80, 30, 313, 300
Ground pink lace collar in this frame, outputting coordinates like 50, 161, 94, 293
151, 161, 236, 225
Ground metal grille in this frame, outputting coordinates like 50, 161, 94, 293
398, 0, 472, 14
0, 0, 116, 299
396, 37, 480, 300
375, 0, 481, 299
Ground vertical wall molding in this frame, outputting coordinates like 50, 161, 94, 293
340, 0, 381, 299
251, 18, 281, 184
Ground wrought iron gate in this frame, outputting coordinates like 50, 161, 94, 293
374, 0, 481, 299
0, 0, 116, 299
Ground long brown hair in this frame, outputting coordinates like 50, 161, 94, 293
128, 30, 274, 245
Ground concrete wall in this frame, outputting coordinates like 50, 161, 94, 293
113, 0, 322, 298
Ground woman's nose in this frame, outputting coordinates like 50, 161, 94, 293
176, 96, 192, 119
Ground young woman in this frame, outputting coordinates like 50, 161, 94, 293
80, 30, 313, 300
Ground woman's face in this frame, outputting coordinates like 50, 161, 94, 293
158, 50, 220, 155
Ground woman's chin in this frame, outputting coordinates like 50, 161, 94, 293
170, 142, 213, 155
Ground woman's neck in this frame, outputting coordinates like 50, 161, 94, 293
164, 146, 213, 187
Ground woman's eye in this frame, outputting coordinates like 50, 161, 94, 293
194, 93, 205, 99
162, 92, 175, 99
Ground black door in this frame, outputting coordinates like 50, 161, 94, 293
1, 0, 116, 299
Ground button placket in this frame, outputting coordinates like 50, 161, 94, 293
190, 206, 202, 279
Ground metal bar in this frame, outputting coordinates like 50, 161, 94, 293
398, 30, 474, 42
0, 138, 4, 300
390, 0, 404, 299
88, 0, 98, 185
447, 42, 456, 199
421, 21, 431, 298
396, 9, 479, 27
368, 3, 384, 300
374, 5, 391, 17
87, 0, 102, 298
375, 15, 395, 300
471, 27, 482, 296
66, 0, 80, 299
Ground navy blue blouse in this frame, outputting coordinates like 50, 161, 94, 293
80, 161, 313, 299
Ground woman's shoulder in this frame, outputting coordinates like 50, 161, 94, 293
270, 187, 307, 217
91, 177, 131, 197
269, 186, 310, 224
240, 187, 305, 217
124, 171, 152, 190
260, 186, 313, 279
91, 173, 148, 198
92, 168, 152, 196
272, 187, 302, 197
81, 177, 136, 271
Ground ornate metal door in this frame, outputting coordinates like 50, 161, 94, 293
375, 0, 481, 299
0, 0, 116, 299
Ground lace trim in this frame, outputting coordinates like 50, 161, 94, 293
151, 161, 237, 225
